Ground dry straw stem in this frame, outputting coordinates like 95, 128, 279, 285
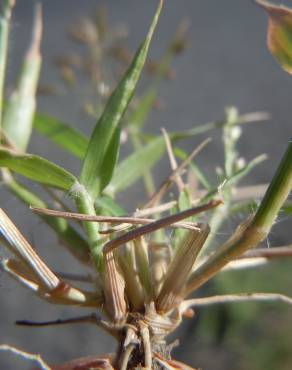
133, 201, 177, 217
162, 127, 185, 192
181, 292, 292, 310
192, 184, 268, 202
243, 246, 292, 259
103, 200, 221, 254
140, 323, 152, 368
118, 243, 145, 310
0, 208, 101, 306
150, 242, 171, 296
119, 343, 135, 370
222, 257, 268, 271
0, 344, 51, 370
156, 224, 210, 312
31, 207, 202, 232
0, 208, 58, 290
103, 251, 127, 322
223, 246, 292, 270
145, 138, 211, 208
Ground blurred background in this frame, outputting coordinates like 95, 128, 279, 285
0, 0, 292, 369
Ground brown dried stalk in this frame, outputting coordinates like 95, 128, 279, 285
156, 224, 210, 312
144, 138, 211, 208
0, 209, 101, 306
32, 206, 200, 232
103, 200, 221, 254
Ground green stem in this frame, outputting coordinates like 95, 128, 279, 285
197, 108, 238, 258
252, 140, 292, 230
170, 111, 268, 141
74, 185, 102, 270
0, 0, 14, 129
185, 140, 292, 296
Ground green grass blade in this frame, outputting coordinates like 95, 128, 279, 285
106, 136, 165, 195
170, 111, 268, 141
0, 0, 14, 129
0, 148, 77, 190
228, 154, 268, 186
2, 4, 42, 151
252, 140, 292, 229
98, 127, 121, 193
34, 113, 88, 159
199, 154, 267, 205
2, 170, 90, 263
80, 0, 163, 199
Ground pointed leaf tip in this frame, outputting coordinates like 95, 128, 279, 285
2, 2, 42, 150
256, 0, 292, 74
80, 0, 163, 199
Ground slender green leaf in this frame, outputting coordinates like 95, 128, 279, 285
228, 154, 267, 186
99, 127, 121, 192
252, 140, 292, 229
256, 0, 292, 74
106, 136, 165, 194
3, 4, 42, 151
0, 0, 14, 128
126, 19, 188, 132
80, 0, 163, 199
199, 155, 268, 206
2, 170, 90, 263
0, 148, 77, 190
34, 113, 88, 159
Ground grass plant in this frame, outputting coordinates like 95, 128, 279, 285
0, 1, 291, 369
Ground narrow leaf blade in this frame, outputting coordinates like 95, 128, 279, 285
34, 113, 88, 159
80, 0, 163, 199
106, 136, 165, 194
3, 4, 42, 150
0, 0, 14, 127
0, 148, 77, 190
